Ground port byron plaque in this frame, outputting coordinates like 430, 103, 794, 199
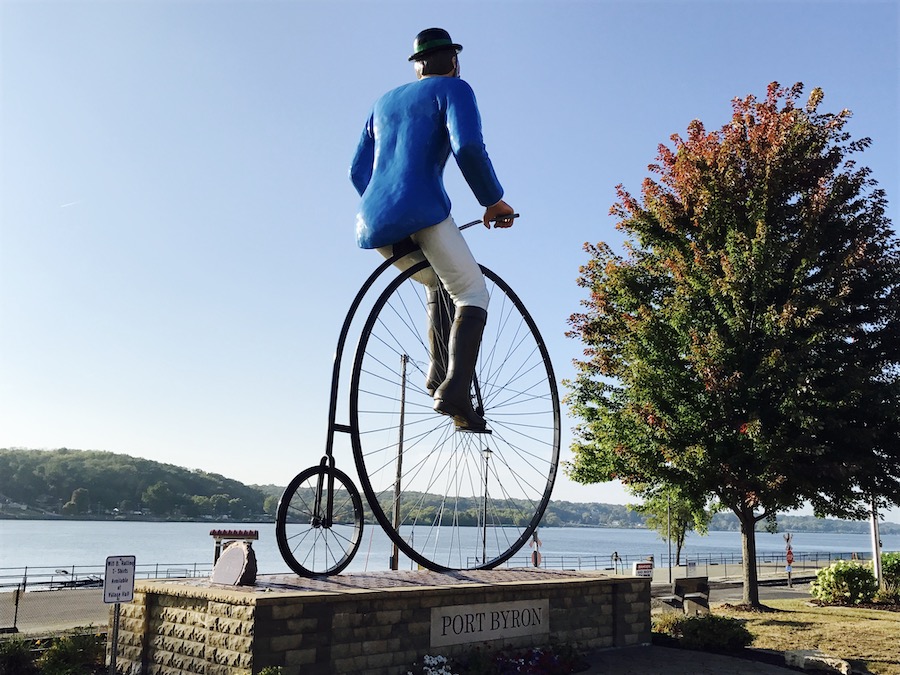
431, 599, 550, 647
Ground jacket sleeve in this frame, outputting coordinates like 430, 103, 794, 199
349, 113, 375, 196
444, 81, 504, 206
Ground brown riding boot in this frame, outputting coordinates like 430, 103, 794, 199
425, 287, 454, 395
433, 305, 488, 432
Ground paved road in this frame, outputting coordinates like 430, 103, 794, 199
0, 588, 110, 634
703, 579, 813, 604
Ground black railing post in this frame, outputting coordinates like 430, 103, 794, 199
13, 584, 21, 630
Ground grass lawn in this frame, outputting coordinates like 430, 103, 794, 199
714, 599, 900, 675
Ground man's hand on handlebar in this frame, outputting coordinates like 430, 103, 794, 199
484, 200, 517, 229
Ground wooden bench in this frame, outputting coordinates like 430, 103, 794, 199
659, 576, 710, 616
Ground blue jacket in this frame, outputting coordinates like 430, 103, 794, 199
350, 76, 504, 249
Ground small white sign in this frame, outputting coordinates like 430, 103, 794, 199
431, 599, 549, 647
632, 561, 654, 578
104, 555, 136, 604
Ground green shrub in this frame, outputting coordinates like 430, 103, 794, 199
810, 560, 879, 605
880, 552, 900, 600
0, 638, 38, 675
679, 615, 753, 651
651, 612, 684, 637
651, 613, 752, 651
38, 632, 105, 675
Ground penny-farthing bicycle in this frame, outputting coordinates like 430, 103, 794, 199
275, 218, 560, 576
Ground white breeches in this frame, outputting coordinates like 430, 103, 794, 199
376, 216, 490, 310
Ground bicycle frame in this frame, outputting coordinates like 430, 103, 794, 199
275, 214, 557, 576
321, 219, 483, 461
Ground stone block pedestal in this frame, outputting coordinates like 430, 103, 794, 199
111, 568, 650, 675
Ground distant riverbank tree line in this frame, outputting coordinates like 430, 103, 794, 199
1, 448, 897, 534
0, 448, 266, 520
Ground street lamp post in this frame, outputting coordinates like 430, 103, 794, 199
391, 355, 408, 571
871, 497, 883, 588
482, 447, 492, 565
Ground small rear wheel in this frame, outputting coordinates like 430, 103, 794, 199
275, 465, 364, 577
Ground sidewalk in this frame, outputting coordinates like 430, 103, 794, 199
645, 560, 820, 587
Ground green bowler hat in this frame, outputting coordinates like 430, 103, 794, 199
408, 27, 463, 62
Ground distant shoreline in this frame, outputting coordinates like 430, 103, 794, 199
0, 513, 267, 524
4, 449, 899, 535
1, 513, 898, 534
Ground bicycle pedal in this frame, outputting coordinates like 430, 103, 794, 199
454, 423, 492, 434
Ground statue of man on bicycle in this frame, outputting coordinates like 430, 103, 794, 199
350, 27, 515, 432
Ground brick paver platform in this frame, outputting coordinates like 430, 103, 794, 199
163, 567, 609, 594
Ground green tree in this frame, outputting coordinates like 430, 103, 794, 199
209, 494, 231, 516
263, 495, 280, 516
190, 495, 212, 516
70, 488, 90, 514
228, 497, 247, 519
142, 481, 175, 514
629, 488, 714, 565
566, 83, 900, 607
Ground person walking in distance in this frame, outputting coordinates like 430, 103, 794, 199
350, 27, 515, 432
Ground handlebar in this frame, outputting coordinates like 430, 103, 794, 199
460, 213, 520, 231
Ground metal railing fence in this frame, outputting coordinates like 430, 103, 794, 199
2, 551, 894, 636
1, 563, 213, 636
0, 562, 212, 593
489, 549, 894, 577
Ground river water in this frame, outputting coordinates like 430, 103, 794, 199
1, 520, 896, 576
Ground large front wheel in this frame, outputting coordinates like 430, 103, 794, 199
350, 262, 560, 572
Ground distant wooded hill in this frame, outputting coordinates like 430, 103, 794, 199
1, 448, 897, 533
0, 447, 267, 520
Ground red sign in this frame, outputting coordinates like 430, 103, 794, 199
786, 551, 794, 564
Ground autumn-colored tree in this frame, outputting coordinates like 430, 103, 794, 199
566, 83, 900, 607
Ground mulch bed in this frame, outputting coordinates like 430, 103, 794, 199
718, 602, 781, 613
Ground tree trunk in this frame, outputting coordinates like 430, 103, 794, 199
675, 531, 686, 566
739, 510, 761, 607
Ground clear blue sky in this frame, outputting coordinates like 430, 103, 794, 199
2, 0, 898, 521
